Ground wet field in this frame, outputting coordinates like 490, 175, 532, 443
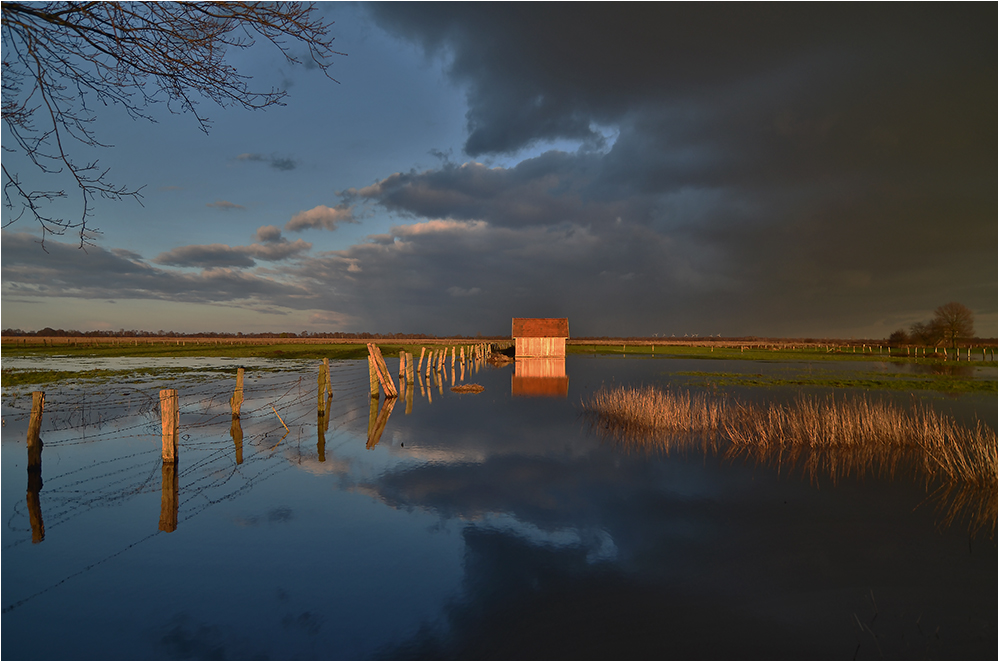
2, 354, 996, 660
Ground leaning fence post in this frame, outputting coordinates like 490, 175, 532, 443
405, 352, 414, 385
160, 389, 178, 462
368, 356, 380, 399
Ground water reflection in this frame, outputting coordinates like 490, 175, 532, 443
2, 356, 995, 661
367, 397, 397, 449
26, 466, 44, 543
511, 357, 569, 397
159, 461, 178, 533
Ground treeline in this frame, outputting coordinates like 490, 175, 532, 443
0, 328, 492, 340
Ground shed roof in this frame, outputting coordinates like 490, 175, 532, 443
511, 318, 569, 338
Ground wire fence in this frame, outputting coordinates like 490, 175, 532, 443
3, 362, 376, 548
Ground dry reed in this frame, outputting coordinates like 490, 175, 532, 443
582, 385, 998, 535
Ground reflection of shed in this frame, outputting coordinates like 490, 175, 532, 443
512, 318, 569, 358
512, 358, 569, 397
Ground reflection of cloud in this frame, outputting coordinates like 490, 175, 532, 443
232, 506, 295, 527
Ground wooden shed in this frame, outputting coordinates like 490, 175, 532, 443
512, 318, 569, 358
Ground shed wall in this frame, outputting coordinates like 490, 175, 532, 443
515, 337, 566, 358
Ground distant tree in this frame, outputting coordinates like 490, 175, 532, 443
2, 2, 342, 245
887, 329, 909, 345
931, 302, 974, 349
909, 321, 942, 346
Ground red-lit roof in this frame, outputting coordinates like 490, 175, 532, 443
511, 318, 569, 338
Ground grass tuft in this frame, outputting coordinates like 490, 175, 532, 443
583, 385, 997, 536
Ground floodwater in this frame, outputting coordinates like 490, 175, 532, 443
2, 355, 996, 660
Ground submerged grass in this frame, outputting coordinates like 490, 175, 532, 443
583, 385, 998, 536
0, 365, 260, 388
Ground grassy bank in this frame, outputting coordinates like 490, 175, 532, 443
674, 370, 997, 394
568, 342, 997, 366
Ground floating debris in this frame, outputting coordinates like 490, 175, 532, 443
451, 383, 485, 393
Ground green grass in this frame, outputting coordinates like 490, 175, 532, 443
567, 343, 997, 366
0, 341, 491, 360
674, 371, 997, 394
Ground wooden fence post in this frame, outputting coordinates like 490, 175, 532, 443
368, 356, 380, 399
27, 391, 44, 470
405, 352, 414, 384
366, 343, 398, 398
160, 389, 178, 462
324, 358, 332, 399
317, 362, 328, 415
399, 351, 407, 393
418, 347, 427, 373
230, 368, 244, 419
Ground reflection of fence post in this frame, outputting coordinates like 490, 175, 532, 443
160, 389, 179, 462
158, 460, 178, 533
230, 417, 244, 464
27, 391, 44, 470
230, 368, 244, 419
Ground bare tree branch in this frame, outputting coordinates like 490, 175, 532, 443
2, 1, 343, 247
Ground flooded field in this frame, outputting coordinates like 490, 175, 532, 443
2, 354, 996, 659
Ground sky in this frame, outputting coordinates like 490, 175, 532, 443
2, 2, 996, 338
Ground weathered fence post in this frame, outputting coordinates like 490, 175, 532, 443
160, 389, 179, 462
26, 391, 45, 543
230, 368, 244, 419
317, 362, 328, 415
324, 358, 332, 399
27, 391, 44, 470
406, 352, 414, 384
368, 356, 380, 399
366, 343, 398, 398
399, 351, 407, 393
418, 347, 427, 373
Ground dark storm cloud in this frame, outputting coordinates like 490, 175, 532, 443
155, 244, 258, 268
153, 238, 312, 268
370, 4, 993, 156
344, 3, 996, 336
1, 232, 311, 306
